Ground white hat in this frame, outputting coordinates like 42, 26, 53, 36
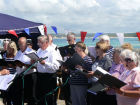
99, 35, 110, 42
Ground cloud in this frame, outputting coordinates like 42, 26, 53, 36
0, 0, 140, 33
116, 0, 140, 11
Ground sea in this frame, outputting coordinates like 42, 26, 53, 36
53, 37, 140, 48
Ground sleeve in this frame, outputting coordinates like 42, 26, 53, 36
83, 57, 93, 71
103, 58, 112, 72
132, 71, 140, 88
110, 64, 122, 78
44, 50, 62, 72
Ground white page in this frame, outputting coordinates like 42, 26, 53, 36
0, 73, 16, 90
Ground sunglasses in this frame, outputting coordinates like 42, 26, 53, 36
125, 58, 133, 63
95, 46, 100, 49
67, 40, 71, 42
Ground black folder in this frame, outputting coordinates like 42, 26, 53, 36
87, 74, 126, 94
0, 59, 30, 67
64, 53, 84, 69
87, 82, 106, 95
59, 44, 75, 57
98, 74, 126, 89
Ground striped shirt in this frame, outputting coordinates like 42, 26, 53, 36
5, 57, 16, 74
106, 46, 114, 61
69, 55, 93, 85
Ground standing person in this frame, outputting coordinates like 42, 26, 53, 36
115, 50, 140, 105
88, 35, 114, 62
36, 35, 62, 105
59, 32, 76, 105
99, 35, 114, 61
63, 41, 92, 105
48, 34, 57, 49
0, 41, 17, 105
67, 32, 76, 45
106, 48, 126, 105
1, 39, 10, 59
13, 37, 37, 105
87, 41, 112, 105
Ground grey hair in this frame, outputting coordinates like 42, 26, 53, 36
114, 48, 122, 55
37, 35, 49, 43
67, 32, 75, 39
120, 49, 139, 66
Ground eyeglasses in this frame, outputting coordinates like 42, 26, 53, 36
125, 58, 133, 63
67, 40, 71, 42
95, 46, 100, 49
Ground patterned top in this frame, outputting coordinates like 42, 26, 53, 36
69, 55, 93, 85
116, 67, 140, 105
5, 57, 16, 74
106, 46, 115, 61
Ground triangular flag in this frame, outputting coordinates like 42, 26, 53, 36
51, 26, 57, 34
24, 28, 30, 36
38, 25, 45, 35
44, 25, 47, 35
81, 31, 87, 42
136, 32, 140, 41
8, 30, 18, 38
116, 33, 124, 45
93, 32, 103, 41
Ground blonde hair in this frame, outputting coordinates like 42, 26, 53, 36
8, 41, 17, 56
121, 43, 133, 50
95, 41, 109, 53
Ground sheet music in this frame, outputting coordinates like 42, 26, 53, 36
96, 66, 110, 75
25, 52, 39, 62
0, 73, 16, 90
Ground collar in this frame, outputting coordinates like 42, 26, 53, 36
39, 46, 51, 52
131, 67, 140, 72
20, 47, 30, 54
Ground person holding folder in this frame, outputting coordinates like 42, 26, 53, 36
87, 41, 112, 105
0, 41, 17, 105
63, 41, 93, 105
36, 35, 62, 105
115, 50, 140, 105
13, 37, 37, 105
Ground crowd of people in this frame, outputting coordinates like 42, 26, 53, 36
0, 33, 139, 105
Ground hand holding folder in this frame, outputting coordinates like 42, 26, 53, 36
88, 66, 126, 94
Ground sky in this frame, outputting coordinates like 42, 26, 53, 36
0, 0, 140, 33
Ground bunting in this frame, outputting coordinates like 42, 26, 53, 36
81, 31, 87, 42
38, 25, 45, 35
93, 32, 103, 41
44, 25, 47, 35
116, 33, 124, 45
8, 30, 18, 38
136, 32, 140, 41
51, 26, 57, 34
24, 28, 30, 36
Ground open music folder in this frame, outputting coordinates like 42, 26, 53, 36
98, 74, 126, 89
88, 67, 126, 94
0, 73, 17, 90
25, 52, 48, 62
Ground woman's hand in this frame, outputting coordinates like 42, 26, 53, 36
87, 71, 94, 78
0, 69, 10, 75
113, 87, 123, 95
75, 65, 83, 71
